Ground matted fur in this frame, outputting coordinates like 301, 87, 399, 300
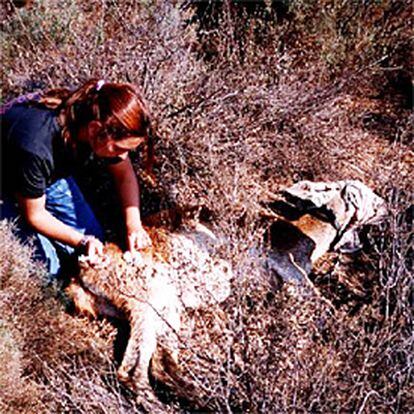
66, 219, 232, 394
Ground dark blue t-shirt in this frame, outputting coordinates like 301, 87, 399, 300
1, 104, 68, 198
1, 103, 121, 199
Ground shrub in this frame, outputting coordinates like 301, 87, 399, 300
1, 0, 412, 412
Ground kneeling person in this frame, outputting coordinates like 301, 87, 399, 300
1, 79, 153, 277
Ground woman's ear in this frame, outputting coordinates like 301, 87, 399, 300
87, 120, 103, 140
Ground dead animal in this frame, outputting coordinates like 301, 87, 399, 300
261, 180, 387, 288
65, 219, 232, 397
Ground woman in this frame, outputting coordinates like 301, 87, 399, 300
1, 79, 153, 277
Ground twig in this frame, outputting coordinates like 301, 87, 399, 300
288, 253, 337, 313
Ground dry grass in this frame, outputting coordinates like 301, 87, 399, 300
1, 0, 412, 412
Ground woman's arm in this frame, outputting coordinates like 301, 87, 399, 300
107, 157, 151, 251
17, 194, 103, 256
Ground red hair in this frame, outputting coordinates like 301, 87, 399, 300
37, 79, 156, 174
97, 82, 149, 134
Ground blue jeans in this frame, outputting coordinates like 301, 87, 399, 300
1, 177, 104, 279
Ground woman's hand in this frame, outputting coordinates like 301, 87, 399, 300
127, 226, 152, 252
78, 235, 104, 261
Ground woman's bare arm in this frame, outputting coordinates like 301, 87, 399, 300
18, 194, 84, 246
17, 194, 103, 256
107, 157, 151, 250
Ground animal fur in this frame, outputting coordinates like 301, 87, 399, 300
66, 219, 232, 397
65, 180, 386, 401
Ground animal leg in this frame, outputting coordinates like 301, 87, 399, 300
117, 303, 157, 389
149, 302, 199, 398
65, 280, 99, 318
65, 279, 124, 320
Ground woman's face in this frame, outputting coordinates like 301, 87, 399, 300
87, 121, 145, 160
